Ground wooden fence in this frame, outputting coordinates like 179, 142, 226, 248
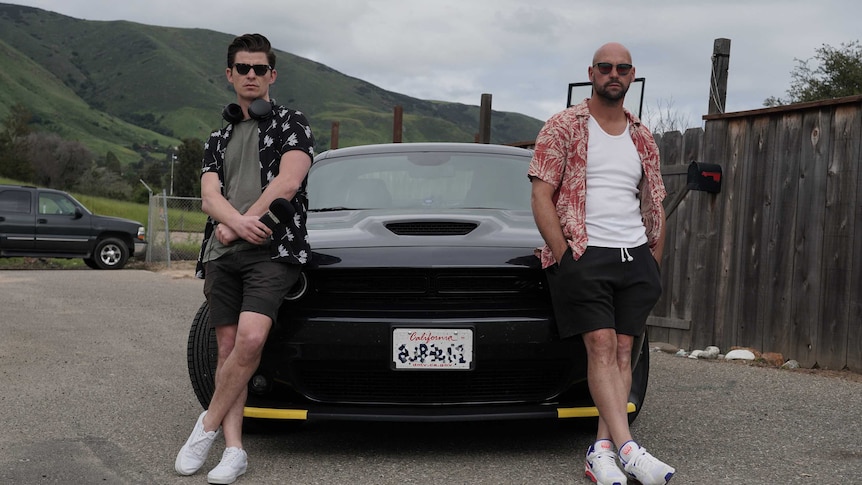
649, 95, 862, 372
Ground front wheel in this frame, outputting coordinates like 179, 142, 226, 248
92, 237, 129, 269
187, 301, 217, 409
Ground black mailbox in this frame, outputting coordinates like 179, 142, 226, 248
687, 161, 722, 193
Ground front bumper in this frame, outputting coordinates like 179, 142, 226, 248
134, 241, 147, 258
242, 314, 617, 422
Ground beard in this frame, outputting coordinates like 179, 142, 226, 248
594, 79, 629, 102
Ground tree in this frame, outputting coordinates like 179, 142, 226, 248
76, 166, 133, 200
100, 151, 122, 174
173, 138, 203, 197
0, 103, 35, 181
643, 97, 693, 135
764, 41, 862, 106
25, 133, 94, 190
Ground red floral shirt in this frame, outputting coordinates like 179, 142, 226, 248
527, 99, 666, 269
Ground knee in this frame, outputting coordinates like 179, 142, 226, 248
239, 330, 268, 353
584, 329, 618, 359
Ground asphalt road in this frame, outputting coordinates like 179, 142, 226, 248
0, 268, 860, 484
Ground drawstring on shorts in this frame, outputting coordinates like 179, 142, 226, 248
620, 248, 634, 262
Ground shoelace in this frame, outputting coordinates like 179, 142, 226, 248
187, 428, 217, 454
219, 448, 245, 467
591, 450, 621, 470
624, 447, 660, 474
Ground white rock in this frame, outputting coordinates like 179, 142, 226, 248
675, 349, 689, 357
781, 360, 800, 369
724, 349, 756, 361
689, 350, 705, 359
703, 346, 721, 359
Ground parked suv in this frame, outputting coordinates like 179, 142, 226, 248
0, 184, 147, 269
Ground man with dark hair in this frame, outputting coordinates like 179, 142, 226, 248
175, 33, 314, 484
529, 42, 674, 485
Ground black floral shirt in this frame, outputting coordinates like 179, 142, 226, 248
195, 105, 315, 279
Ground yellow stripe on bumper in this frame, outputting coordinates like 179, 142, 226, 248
557, 402, 636, 419
243, 407, 308, 420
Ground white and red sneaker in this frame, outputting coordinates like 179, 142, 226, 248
585, 439, 627, 485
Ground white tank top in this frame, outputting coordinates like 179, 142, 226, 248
584, 117, 648, 248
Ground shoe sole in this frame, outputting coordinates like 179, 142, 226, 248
207, 466, 247, 484
625, 470, 674, 485
585, 461, 626, 485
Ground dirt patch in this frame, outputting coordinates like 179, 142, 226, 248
145, 260, 198, 279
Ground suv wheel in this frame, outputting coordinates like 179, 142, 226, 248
93, 237, 128, 269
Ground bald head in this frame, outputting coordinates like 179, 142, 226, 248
592, 42, 632, 65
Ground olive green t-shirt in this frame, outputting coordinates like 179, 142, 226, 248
202, 119, 267, 262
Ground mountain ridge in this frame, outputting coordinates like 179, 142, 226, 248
0, 3, 544, 165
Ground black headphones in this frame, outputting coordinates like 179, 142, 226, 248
222, 98, 273, 124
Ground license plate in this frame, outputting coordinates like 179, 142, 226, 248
392, 328, 473, 370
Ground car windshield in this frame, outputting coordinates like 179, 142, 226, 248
308, 150, 532, 211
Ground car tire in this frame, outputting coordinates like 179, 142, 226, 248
626, 329, 650, 425
187, 301, 217, 410
83, 258, 99, 269
92, 237, 129, 269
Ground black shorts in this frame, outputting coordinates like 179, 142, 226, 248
203, 247, 301, 326
545, 244, 662, 339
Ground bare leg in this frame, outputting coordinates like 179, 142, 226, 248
203, 311, 272, 449
584, 329, 635, 447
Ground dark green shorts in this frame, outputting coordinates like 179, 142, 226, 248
203, 247, 301, 326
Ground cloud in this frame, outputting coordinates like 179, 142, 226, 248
8, 0, 862, 126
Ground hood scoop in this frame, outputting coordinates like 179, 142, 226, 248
385, 221, 478, 236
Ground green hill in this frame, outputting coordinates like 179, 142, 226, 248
0, 3, 544, 165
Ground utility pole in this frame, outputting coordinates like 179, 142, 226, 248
708, 38, 731, 115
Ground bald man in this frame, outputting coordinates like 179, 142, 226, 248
528, 42, 675, 485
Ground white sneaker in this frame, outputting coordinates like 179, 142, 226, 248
207, 447, 248, 484
175, 411, 220, 475
585, 440, 627, 485
620, 441, 675, 485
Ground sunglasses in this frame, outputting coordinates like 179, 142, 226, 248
593, 62, 633, 76
233, 63, 272, 76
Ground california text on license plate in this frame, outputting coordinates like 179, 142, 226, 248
392, 328, 473, 370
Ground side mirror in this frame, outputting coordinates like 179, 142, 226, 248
687, 161, 722, 193
74, 208, 84, 219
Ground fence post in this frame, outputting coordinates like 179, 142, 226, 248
708, 38, 731, 115
393, 105, 403, 143
141, 180, 154, 262
331, 121, 340, 149
161, 189, 171, 268
478, 93, 492, 143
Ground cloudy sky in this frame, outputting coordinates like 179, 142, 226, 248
7, 0, 862, 128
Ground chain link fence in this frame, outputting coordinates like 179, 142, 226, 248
146, 191, 205, 266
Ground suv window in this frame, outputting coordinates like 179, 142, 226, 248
0, 189, 32, 213
38, 193, 77, 216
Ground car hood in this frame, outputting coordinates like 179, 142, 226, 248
92, 214, 143, 226
307, 209, 542, 250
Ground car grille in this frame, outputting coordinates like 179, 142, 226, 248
292, 360, 572, 404
305, 268, 549, 309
